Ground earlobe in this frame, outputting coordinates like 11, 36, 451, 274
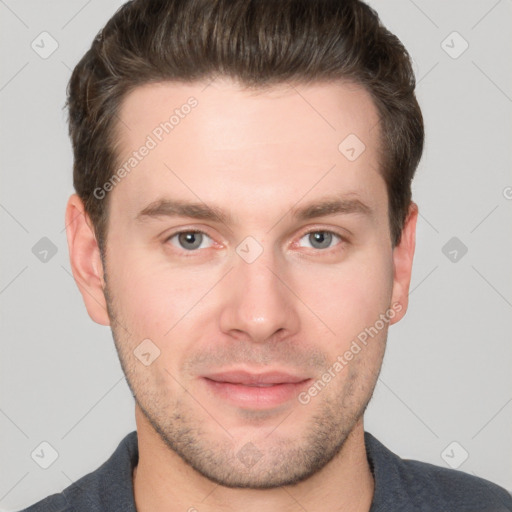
65, 194, 110, 326
389, 202, 418, 325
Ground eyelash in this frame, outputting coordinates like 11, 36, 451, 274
164, 228, 346, 256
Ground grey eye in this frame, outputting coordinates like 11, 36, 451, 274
299, 231, 341, 250
169, 231, 213, 251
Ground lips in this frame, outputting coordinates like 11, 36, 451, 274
203, 370, 309, 386
201, 370, 311, 409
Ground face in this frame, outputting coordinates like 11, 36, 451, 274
68, 78, 416, 489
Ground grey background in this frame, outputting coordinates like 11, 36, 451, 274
1, 0, 511, 509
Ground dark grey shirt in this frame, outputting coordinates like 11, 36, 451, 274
20, 431, 512, 511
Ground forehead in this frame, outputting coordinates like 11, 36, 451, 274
110, 78, 384, 222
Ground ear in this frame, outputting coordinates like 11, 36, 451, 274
65, 194, 110, 326
389, 202, 418, 325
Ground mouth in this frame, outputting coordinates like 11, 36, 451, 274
201, 370, 312, 409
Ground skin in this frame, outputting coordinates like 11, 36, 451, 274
65, 78, 417, 512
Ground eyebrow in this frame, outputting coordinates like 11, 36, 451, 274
135, 194, 373, 225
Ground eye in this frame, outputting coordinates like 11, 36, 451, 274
165, 229, 344, 254
166, 230, 214, 252
298, 230, 343, 250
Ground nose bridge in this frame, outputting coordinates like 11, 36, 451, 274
219, 237, 300, 342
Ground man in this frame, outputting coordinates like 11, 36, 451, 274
21, 0, 511, 510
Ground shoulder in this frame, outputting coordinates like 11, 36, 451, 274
399, 456, 512, 511
17, 431, 138, 512
365, 432, 512, 511
17, 493, 71, 512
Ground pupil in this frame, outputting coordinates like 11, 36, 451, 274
179, 232, 201, 250
311, 231, 331, 249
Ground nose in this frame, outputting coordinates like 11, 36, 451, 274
218, 243, 301, 344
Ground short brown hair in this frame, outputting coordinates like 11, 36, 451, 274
66, 0, 424, 253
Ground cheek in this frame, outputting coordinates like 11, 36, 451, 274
108, 249, 208, 339
297, 249, 393, 344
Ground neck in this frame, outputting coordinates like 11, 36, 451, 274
132, 407, 374, 512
